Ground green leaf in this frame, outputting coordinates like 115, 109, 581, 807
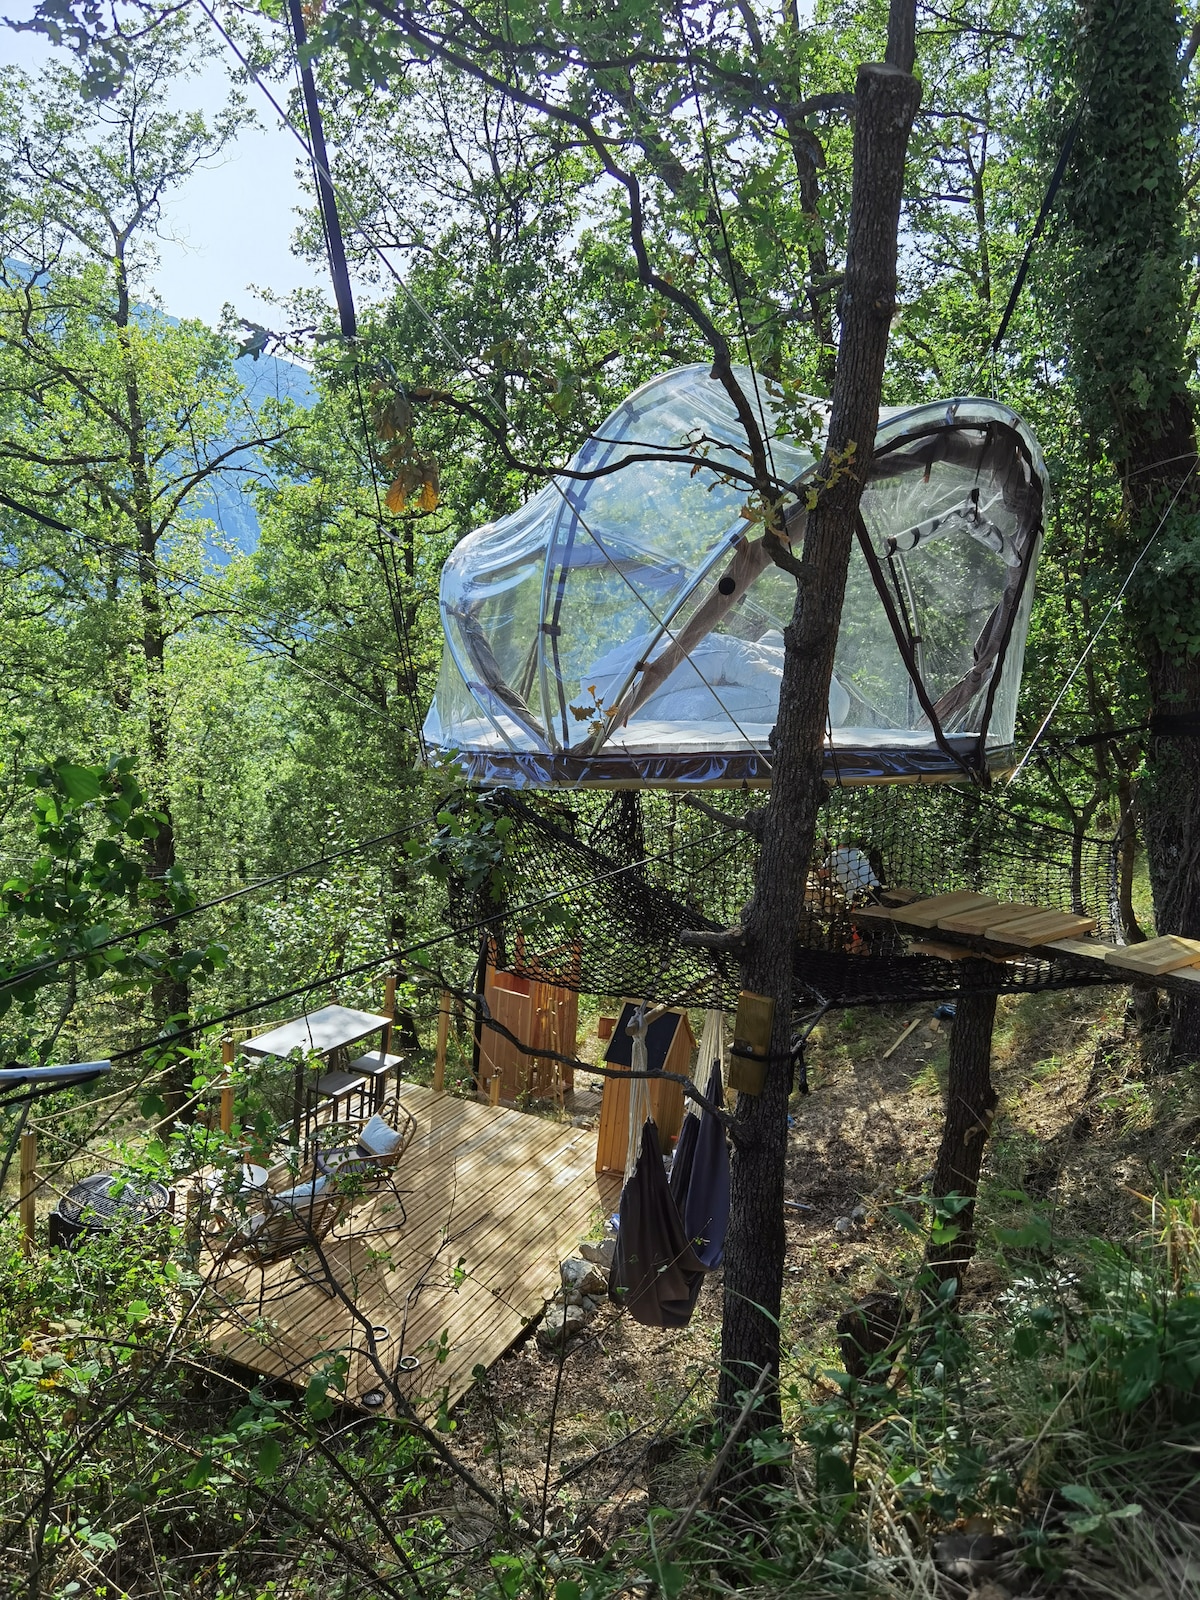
257, 1438, 283, 1479
1061, 1484, 1104, 1512
125, 1300, 151, 1324
888, 1206, 924, 1235
183, 1454, 213, 1489
655, 1561, 687, 1599
996, 1217, 1053, 1250
555, 1583, 582, 1600
56, 764, 103, 803
1065, 1512, 1104, 1535
490, 1555, 525, 1597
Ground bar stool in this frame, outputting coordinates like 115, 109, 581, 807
311, 1066, 369, 1127
348, 1050, 406, 1111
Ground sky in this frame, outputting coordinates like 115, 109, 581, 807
1, 16, 334, 329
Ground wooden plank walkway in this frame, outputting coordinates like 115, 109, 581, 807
205, 1084, 609, 1416
854, 892, 1200, 998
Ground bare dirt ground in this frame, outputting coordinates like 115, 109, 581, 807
446, 983, 1200, 1539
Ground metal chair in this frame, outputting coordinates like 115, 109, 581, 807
315, 1098, 416, 1235
213, 1167, 350, 1308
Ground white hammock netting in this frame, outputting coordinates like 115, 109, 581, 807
423, 366, 1049, 788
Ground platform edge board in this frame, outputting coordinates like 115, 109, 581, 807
937, 902, 1043, 935
899, 892, 997, 929
1042, 937, 1117, 962
982, 911, 1098, 947
849, 904, 897, 924
1103, 936, 1200, 975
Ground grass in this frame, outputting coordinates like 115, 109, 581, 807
662, 1164, 1200, 1599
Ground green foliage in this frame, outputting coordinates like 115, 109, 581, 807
4, 4, 1200, 1595
0, 1212, 438, 1597
0, 757, 225, 1051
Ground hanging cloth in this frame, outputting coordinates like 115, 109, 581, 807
669, 1010, 730, 1271
668, 1008, 722, 1213
609, 1013, 705, 1327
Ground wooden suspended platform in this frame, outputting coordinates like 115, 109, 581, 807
204, 1084, 615, 1418
853, 891, 1200, 996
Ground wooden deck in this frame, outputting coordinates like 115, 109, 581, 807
205, 1084, 612, 1416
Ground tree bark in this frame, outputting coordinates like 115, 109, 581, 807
926, 978, 998, 1289
1061, 0, 1200, 1059
116, 251, 191, 1115
1142, 642, 1200, 1056
718, 53, 922, 1427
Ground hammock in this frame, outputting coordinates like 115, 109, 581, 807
668, 1010, 730, 1270
608, 1010, 730, 1326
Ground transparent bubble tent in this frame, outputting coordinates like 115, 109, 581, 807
423, 366, 1049, 788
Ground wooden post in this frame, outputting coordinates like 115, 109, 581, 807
219, 1036, 234, 1136
382, 972, 397, 1053
19, 1129, 37, 1256
488, 1071, 502, 1108
433, 990, 451, 1093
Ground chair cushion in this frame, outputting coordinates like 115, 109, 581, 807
317, 1146, 355, 1173
273, 1175, 328, 1209
357, 1115, 404, 1158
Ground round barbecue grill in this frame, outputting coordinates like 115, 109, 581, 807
49, 1171, 172, 1249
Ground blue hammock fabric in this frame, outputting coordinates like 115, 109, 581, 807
669, 1062, 730, 1270
609, 1063, 730, 1327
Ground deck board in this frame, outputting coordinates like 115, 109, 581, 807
206, 1083, 605, 1415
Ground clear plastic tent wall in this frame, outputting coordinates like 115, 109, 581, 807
423, 365, 1049, 788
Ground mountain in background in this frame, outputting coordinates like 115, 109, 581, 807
199, 345, 315, 559
2, 259, 316, 558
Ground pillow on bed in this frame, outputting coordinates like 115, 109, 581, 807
357, 1114, 404, 1158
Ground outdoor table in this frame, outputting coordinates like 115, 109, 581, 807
241, 1005, 392, 1149
198, 1162, 272, 1236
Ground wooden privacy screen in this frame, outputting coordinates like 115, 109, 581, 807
477, 944, 580, 1103
595, 1004, 697, 1175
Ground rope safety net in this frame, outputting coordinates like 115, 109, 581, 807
446, 784, 1121, 1012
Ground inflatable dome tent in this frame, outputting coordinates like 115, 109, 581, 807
423, 366, 1049, 787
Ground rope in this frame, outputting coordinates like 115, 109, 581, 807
1008, 454, 1200, 783
87, 823, 724, 1070
988, 0, 1127, 360
193, 0, 782, 773
284, 0, 357, 339
624, 1013, 653, 1184
0, 821, 427, 995
685, 1008, 726, 1122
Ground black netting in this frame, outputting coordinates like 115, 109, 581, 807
450, 784, 1122, 1010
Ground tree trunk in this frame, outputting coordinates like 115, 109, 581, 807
1142, 646, 1200, 1056
1125, 392, 1200, 1057
718, 49, 921, 1427
926, 978, 998, 1289
1061, 0, 1200, 1059
116, 255, 191, 1115
1115, 772, 1146, 946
